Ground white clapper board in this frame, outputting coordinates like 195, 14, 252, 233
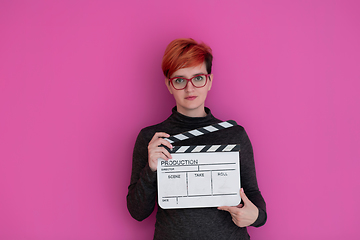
157, 120, 241, 209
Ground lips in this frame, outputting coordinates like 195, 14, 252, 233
185, 96, 197, 100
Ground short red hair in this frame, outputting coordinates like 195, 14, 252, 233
162, 38, 213, 78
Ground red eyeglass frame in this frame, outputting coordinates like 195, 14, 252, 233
168, 74, 210, 90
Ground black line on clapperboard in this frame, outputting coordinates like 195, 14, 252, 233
212, 169, 235, 172
188, 193, 238, 197
162, 193, 238, 199
163, 162, 236, 168
161, 162, 235, 167
186, 172, 188, 196
164, 169, 236, 174
163, 163, 236, 168
163, 162, 236, 167
161, 162, 237, 174
199, 163, 237, 166
211, 170, 213, 195
163, 195, 188, 198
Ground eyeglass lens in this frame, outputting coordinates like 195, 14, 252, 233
172, 75, 207, 90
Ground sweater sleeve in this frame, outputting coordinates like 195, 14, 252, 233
239, 128, 267, 227
126, 130, 157, 221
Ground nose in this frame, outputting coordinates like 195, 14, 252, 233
185, 80, 195, 92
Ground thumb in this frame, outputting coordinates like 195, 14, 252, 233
240, 188, 250, 204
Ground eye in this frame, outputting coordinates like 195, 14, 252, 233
194, 75, 204, 81
174, 78, 185, 83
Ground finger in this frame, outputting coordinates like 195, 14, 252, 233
158, 147, 172, 159
153, 145, 172, 157
149, 134, 173, 150
157, 138, 173, 150
239, 188, 250, 204
149, 133, 170, 145
218, 206, 237, 213
149, 145, 173, 158
151, 148, 172, 161
153, 132, 170, 139
217, 206, 229, 212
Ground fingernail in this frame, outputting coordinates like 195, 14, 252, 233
241, 188, 244, 192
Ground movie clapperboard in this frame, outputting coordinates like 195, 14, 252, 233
157, 120, 241, 209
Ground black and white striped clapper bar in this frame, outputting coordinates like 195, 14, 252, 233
157, 120, 242, 209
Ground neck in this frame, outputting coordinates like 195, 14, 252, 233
176, 105, 207, 118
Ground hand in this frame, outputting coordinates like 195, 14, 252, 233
148, 132, 173, 172
217, 188, 259, 227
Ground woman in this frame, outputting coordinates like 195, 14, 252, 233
127, 38, 267, 240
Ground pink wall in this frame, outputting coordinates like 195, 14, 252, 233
1, 0, 359, 239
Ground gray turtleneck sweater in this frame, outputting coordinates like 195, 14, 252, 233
127, 107, 267, 240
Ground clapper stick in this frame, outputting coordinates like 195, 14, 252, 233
164, 120, 238, 144
169, 144, 240, 154
161, 120, 239, 153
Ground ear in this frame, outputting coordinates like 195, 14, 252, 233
207, 74, 213, 91
165, 78, 173, 94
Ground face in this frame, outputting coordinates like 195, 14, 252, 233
165, 63, 213, 117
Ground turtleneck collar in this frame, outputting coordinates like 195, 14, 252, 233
168, 106, 216, 126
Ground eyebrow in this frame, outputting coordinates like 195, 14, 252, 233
173, 73, 206, 78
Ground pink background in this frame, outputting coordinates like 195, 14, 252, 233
1, 0, 359, 239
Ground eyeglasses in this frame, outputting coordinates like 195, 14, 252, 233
169, 74, 210, 90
